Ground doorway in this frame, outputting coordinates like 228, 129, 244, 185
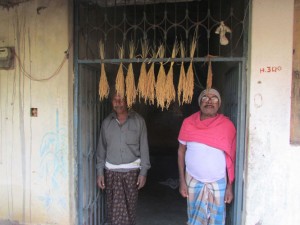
74, 1, 248, 224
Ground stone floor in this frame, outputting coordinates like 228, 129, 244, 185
136, 153, 187, 225
137, 177, 187, 225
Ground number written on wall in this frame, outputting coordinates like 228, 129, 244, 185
260, 66, 282, 74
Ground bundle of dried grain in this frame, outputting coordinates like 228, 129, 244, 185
137, 40, 149, 102
145, 47, 157, 105
98, 40, 110, 101
183, 32, 197, 104
115, 45, 125, 98
177, 41, 186, 105
165, 40, 179, 109
156, 44, 167, 110
206, 57, 213, 90
126, 41, 137, 108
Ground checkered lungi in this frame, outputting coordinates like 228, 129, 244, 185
105, 169, 139, 225
186, 172, 226, 225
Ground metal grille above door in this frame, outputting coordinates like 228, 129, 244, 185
78, 0, 247, 62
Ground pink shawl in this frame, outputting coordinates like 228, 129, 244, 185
178, 112, 236, 184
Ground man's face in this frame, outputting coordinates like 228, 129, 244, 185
112, 94, 127, 114
199, 93, 220, 118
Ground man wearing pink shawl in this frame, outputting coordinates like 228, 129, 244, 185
178, 88, 236, 225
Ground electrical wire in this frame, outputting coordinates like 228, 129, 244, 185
12, 42, 71, 82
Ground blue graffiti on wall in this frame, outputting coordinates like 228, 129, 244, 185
38, 109, 67, 210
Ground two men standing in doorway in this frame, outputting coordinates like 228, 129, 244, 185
96, 88, 236, 225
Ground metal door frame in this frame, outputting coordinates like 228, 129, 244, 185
73, 0, 248, 224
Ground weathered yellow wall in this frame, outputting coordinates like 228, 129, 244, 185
246, 0, 300, 224
0, 1, 74, 224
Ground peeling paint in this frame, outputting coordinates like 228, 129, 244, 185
254, 93, 263, 108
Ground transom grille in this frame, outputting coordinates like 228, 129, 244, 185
78, 0, 247, 62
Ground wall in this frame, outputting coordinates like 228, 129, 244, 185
0, 1, 74, 225
245, 0, 300, 224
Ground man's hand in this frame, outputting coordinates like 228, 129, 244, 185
97, 175, 105, 189
225, 183, 233, 204
179, 180, 188, 198
137, 175, 147, 189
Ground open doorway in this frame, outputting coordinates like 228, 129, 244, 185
74, 1, 248, 225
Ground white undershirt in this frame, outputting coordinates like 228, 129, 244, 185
179, 140, 226, 182
105, 158, 141, 169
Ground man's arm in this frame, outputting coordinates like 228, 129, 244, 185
225, 171, 234, 203
178, 143, 188, 198
225, 126, 236, 203
96, 123, 107, 189
139, 117, 151, 177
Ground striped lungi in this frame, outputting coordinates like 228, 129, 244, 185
105, 169, 139, 225
186, 172, 226, 225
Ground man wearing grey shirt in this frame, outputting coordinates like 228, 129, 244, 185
96, 91, 151, 225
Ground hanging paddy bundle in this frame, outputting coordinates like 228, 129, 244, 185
137, 39, 149, 102
125, 41, 137, 108
98, 40, 110, 101
183, 32, 197, 104
165, 40, 179, 109
177, 41, 186, 105
206, 56, 213, 90
145, 47, 157, 105
115, 45, 125, 98
156, 44, 167, 110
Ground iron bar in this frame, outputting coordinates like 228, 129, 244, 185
78, 57, 245, 64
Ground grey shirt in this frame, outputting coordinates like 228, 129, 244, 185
96, 110, 151, 176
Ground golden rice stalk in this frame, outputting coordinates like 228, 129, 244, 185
177, 41, 186, 105
138, 63, 147, 102
183, 31, 197, 104
137, 40, 149, 102
146, 62, 156, 105
115, 45, 125, 98
156, 44, 167, 110
145, 47, 157, 105
98, 40, 110, 101
126, 41, 137, 108
184, 63, 194, 104
165, 40, 179, 109
206, 58, 213, 90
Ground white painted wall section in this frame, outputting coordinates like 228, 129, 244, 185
0, 1, 74, 225
245, 0, 300, 224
